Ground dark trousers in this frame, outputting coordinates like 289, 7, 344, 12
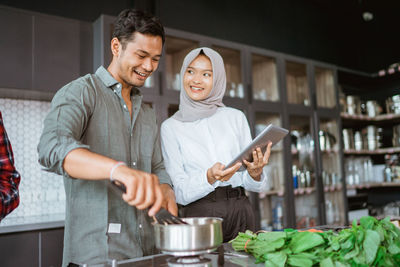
179, 186, 256, 242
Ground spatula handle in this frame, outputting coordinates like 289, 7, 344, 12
109, 180, 127, 195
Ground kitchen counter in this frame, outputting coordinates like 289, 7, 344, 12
0, 213, 64, 234
82, 244, 263, 267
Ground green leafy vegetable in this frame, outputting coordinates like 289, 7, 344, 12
230, 216, 400, 266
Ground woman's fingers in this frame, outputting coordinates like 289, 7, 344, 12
252, 150, 259, 165
221, 162, 241, 177
263, 142, 272, 164
256, 147, 263, 164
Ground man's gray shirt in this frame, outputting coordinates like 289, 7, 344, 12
38, 66, 172, 266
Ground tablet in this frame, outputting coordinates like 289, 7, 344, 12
225, 124, 289, 171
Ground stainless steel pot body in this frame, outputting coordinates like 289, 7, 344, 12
154, 217, 223, 256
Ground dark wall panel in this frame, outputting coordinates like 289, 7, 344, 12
33, 15, 80, 92
0, 7, 33, 90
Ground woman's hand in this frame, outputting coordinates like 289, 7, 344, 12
243, 142, 272, 181
207, 162, 242, 184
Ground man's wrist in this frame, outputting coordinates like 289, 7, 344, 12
110, 161, 127, 181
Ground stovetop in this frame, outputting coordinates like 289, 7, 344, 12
86, 244, 264, 267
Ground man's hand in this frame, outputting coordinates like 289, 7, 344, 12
160, 184, 178, 216
207, 162, 242, 184
243, 142, 272, 181
112, 165, 163, 217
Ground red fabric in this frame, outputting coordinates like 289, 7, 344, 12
0, 111, 21, 221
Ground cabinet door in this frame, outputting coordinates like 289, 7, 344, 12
41, 228, 64, 267
255, 112, 285, 230
33, 15, 80, 92
0, 231, 39, 267
164, 36, 199, 92
319, 118, 346, 225
251, 54, 279, 102
315, 67, 336, 108
0, 8, 33, 90
212, 45, 244, 99
286, 61, 310, 106
289, 115, 319, 228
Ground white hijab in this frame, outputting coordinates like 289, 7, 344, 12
172, 47, 226, 122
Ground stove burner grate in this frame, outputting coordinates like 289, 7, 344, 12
167, 255, 211, 267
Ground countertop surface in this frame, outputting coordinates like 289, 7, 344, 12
0, 213, 65, 234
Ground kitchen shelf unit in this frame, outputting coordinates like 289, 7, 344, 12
338, 69, 400, 219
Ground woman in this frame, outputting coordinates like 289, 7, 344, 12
160, 47, 271, 241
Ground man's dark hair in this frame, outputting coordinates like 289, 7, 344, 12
112, 9, 165, 49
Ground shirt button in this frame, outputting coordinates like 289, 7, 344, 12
117, 84, 121, 89
139, 224, 142, 229
123, 105, 127, 109
132, 162, 136, 167
113, 89, 116, 93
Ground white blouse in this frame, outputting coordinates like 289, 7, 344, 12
161, 107, 269, 205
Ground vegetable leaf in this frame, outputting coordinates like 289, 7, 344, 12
363, 229, 380, 264
289, 232, 325, 253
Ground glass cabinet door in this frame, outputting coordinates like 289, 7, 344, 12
315, 67, 336, 108
319, 118, 346, 225
289, 115, 318, 228
286, 61, 310, 106
165, 36, 199, 91
212, 45, 244, 98
255, 112, 285, 231
251, 54, 279, 101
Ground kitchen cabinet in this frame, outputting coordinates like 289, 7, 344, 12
0, 8, 33, 90
0, 227, 63, 267
0, 6, 92, 99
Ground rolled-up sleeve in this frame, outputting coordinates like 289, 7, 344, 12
37, 81, 93, 176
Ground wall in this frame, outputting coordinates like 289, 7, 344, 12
0, 0, 398, 73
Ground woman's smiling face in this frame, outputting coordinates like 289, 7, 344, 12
183, 54, 213, 101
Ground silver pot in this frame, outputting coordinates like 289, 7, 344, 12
154, 217, 223, 256
342, 128, 354, 150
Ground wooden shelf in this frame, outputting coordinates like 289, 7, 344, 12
341, 112, 400, 122
259, 190, 284, 198
271, 147, 283, 153
321, 149, 339, 154
347, 182, 400, 190
294, 187, 315, 195
323, 184, 343, 192
344, 147, 400, 155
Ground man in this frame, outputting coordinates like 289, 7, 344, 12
38, 9, 177, 266
0, 111, 21, 221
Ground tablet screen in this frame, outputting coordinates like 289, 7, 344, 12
225, 124, 289, 171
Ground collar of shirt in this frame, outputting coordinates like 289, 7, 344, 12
95, 66, 141, 98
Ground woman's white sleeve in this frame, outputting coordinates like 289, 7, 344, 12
161, 123, 215, 205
